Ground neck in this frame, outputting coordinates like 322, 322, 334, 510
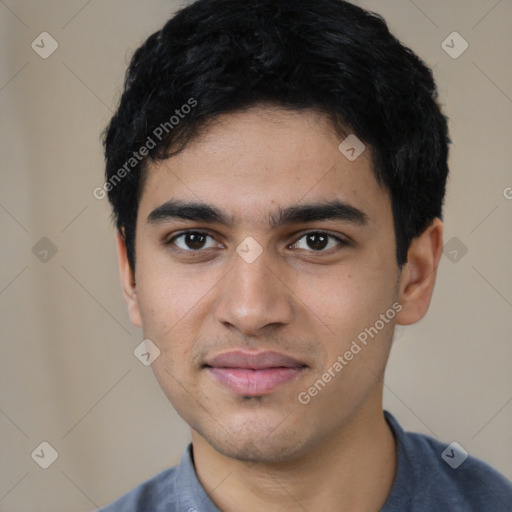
191, 401, 397, 512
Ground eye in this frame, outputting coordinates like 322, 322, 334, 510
164, 230, 349, 257
168, 231, 220, 252
289, 231, 348, 252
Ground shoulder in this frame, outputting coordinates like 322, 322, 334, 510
384, 412, 512, 511
99, 443, 220, 512
100, 465, 179, 512
411, 432, 511, 509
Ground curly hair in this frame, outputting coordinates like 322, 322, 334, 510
103, 0, 449, 271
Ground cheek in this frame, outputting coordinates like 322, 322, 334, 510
136, 256, 198, 328
135, 262, 217, 369
296, 270, 397, 413
299, 264, 395, 326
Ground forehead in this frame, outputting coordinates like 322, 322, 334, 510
138, 107, 389, 227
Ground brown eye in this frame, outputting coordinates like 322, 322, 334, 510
169, 231, 217, 251
290, 232, 347, 252
305, 233, 329, 250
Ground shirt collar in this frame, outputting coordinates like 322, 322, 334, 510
175, 443, 222, 511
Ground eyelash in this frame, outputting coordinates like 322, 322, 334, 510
164, 230, 350, 257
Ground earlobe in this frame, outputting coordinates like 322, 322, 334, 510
396, 218, 444, 326
116, 229, 142, 328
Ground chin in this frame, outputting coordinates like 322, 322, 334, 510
201, 422, 310, 463
216, 438, 298, 463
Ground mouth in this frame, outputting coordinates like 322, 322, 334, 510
203, 350, 308, 396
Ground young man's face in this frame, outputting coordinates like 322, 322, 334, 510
118, 107, 431, 463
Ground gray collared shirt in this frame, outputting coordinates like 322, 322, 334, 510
101, 411, 512, 511
101, 440, 221, 512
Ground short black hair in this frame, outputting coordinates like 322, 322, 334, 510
103, 0, 449, 271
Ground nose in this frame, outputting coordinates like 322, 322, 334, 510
213, 246, 294, 337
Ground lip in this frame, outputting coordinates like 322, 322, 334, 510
204, 350, 308, 396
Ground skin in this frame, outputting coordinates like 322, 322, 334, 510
116, 106, 444, 511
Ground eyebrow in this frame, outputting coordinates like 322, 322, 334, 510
147, 199, 369, 228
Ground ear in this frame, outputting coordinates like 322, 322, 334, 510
116, 229, 142, 328
395, 218, 443, 326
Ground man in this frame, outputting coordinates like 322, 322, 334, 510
101, 0, 512, 510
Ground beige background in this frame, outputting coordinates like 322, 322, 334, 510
1, 0, 511, 510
